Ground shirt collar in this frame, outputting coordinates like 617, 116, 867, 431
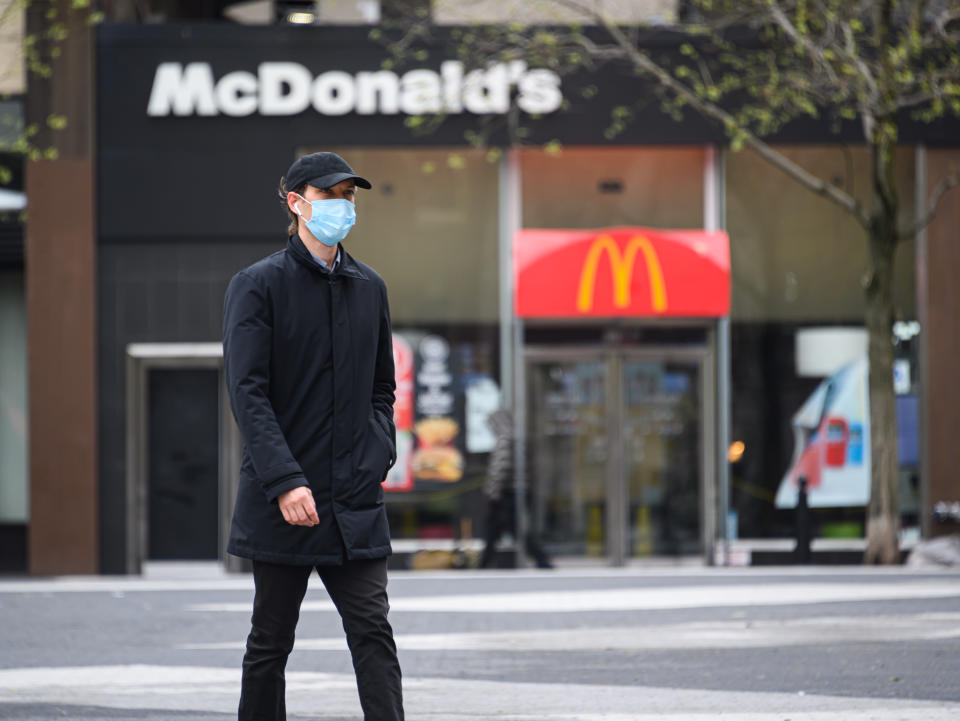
308, 247, 340, 271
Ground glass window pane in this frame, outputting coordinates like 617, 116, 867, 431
521, 146, 704, 229
317, 147, 500, 324
726, 146, 918, 540
0, 269, 27, 523
727, 145, 916, 322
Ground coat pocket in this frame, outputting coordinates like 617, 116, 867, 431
347, 414, 392, 509
369, 410, 397, 467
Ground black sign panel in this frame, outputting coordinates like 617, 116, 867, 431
96, 23, 959, 242
96, 23, 715, 240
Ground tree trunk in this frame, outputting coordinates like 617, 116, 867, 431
863, 140, 901, 565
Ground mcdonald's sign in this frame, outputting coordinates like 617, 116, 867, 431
514, 227, 730, 318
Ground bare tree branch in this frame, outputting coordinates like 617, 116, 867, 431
840, 22, 879, 108
768, 1, 839, 84
409, 0, 960, 567
588, 9, 871, 228
905, 164, 960, 239
405, 0, 958, 237
933, 5, 960, 40
911, 0, 931, 54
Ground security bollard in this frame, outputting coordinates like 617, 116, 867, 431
795, 477, 811, 564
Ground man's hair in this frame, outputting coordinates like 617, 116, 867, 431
279, 177, 307, 236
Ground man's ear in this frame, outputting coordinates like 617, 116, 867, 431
287, 192, 302, 215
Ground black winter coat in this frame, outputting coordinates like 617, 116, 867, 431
223, 235, 396, 565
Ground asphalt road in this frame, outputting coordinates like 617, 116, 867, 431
1, 564, 959, 720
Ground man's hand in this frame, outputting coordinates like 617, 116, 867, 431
277, 486, 319, 527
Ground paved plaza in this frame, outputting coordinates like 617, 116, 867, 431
1, 564, 959, 720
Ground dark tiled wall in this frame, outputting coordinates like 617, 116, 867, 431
97, 238, 283, 574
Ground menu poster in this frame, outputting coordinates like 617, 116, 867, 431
411, 334, 465, 483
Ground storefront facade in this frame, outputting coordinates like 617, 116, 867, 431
14, 22, 960, 574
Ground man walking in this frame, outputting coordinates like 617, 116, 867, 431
222, 152, 403, 721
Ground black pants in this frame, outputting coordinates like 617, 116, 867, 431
239, 557, 404, 721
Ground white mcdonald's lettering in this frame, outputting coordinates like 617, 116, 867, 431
576, 234, 668, 313
146, 61, 563, 117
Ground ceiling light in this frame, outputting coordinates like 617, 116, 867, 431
286, 11, 315, 24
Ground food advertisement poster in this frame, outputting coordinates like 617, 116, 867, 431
383, 333, 467, 491
411, 335, 464, 484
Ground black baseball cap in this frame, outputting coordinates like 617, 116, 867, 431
283, 152, 372, 192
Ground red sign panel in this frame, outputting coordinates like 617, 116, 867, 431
392, 335, 414, 431
515, 227, 730, 318
383, 334, 415, 493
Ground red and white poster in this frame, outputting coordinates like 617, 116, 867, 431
775, 358, 870, 508
382, 334, 415, 492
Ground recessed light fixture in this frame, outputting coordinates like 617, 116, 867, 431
286, 11, 315, 24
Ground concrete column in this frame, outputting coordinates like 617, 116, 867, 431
919, 148, 960, 538
26, 2, 98, 574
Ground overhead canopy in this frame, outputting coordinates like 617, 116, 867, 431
514, 227, 730, 318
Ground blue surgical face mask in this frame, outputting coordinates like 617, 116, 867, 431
295, 195, 356, 247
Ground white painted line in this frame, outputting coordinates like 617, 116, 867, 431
185, 581, 960, 614
0, 578, 256, 594
1, 566, 956, 594
504, 714, 960, 721
178, 612, 960, 652
0, 665, 957, 721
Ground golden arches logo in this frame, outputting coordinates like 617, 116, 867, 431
576, 234, 668, 313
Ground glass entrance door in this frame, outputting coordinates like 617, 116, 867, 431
620, 356, 703, 558
527, 357, 610, 556
526, 348, 709, 565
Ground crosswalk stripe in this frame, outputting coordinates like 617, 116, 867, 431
176, 611, 960, 652
1, 665, 958, 721
185, 580, 960, 614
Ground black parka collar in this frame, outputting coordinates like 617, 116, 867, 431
286, 234, 368, 280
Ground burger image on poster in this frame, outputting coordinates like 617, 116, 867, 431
412, 335, 464, 482
412, 418, 463, 482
